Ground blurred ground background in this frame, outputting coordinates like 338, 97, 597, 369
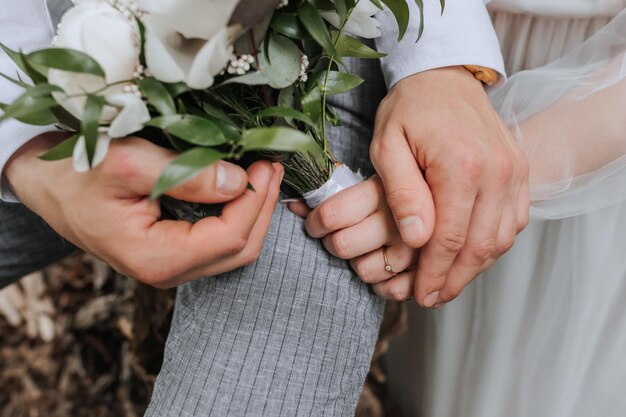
0, 254, 406, 417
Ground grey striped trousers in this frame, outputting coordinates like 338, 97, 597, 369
0, 58, 388, 416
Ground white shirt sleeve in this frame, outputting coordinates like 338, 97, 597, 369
0, 0, 58, 203
376, 0, 506, 88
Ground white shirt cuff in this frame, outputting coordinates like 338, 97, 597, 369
0, 121, 56, 203
376, 0, 506, 88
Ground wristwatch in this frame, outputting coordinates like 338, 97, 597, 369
463, 65, 500, 87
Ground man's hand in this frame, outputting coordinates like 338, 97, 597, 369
5, 133, 283, 288
371, 66, 529, 308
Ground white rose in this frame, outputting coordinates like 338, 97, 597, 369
137, 0, 241, 40
71, 91, 151, 172
73, 133, 112, 173
320, 0, 382, 39
48, 0, 148, 127
48, 0, 150, 170
138, 0, 239, 89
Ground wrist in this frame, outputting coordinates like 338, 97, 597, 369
5, 132, 70, 201
393, 66, 484, 95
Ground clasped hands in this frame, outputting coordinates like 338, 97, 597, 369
291, 67, 530, 307
5, 66, 529, 305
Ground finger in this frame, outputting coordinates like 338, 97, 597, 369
438, 189, 508, 304
371, 128, 435, 248
112, 139, 249, 203
304, 177, 385, 238
429, 254, 500, 305
373, 271, 415, 302
350, 245, 419, 284
183, 163, 284, 281
321, 210, 397, 259
287, 200, 311, 218
517, 173, 530, 233
124, 161, 276, 286
413, 181, 477, 308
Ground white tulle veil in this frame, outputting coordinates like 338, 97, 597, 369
490, 9, 626, 219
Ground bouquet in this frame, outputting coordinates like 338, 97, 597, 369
0, 0, 440, 215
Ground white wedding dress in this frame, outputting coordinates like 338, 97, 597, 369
384, 1, 626, 416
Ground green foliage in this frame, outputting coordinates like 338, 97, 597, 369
381, 0, 410, 41
0, 84, 62, 125
151, 147, 225, 200
257, 106, 317, 129
147, 115, 228, 147
39, 134, 80, 161
415, 0, 425, 40
0, 43, 27, 74
137, 77, 176, 115
0, 71, 30, 89
271, 13, 310, 40
82, 95, 105, 166
27, 48, 105, 77
301, 88, 322, 121
259, 34, 302, 89
240, 127, 320, 154
334, 33, 387, 58
298, 1, 339, 57
318, 71, 364, 95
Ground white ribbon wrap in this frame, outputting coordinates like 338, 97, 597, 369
302, 165, 364, 208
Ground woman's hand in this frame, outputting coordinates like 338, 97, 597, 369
289, 177, 419, 301
6, 133, 284, 289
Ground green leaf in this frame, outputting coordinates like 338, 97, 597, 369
370, 0, 383, 9
50, 105, 81, 131
271, 13, 310, 40
164, 82, 191, 97
240, 127, 319, 154
0, 71, 31, 88
0, 43, 28, 75
20, 51, 47, 84
381, 0, 410, 41
257, 107, 317, 129
298, 1, 338, 57
301, 88, 322, 121
325, 104, 342, 126
335, 0, 348, 20
27, 48, 105, 77
135, 17, 147, 65
415, 0, 425, 41
39, 134, 80, 161
440, 0, 446, 14
137, 77, 176, 115
82, 95, 105, 166
318, 71, 364, 95
147, 115, 227, 147
222, 71, 270, 86
151, 147, 225, 200
333, 33, 386, 59
0, 84, 63, 125
259, 34, 303, 89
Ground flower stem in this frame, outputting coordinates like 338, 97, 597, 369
320, 2, 359, 169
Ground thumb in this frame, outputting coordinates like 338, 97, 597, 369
112, 138, 249, 203
371, 129, 435, 248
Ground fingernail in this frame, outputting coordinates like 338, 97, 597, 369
216, 162, 245, 195
424, 291, 439, 308
280, 198, 303, 206
273, 163, 285, 181
399, 216, 423, 242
